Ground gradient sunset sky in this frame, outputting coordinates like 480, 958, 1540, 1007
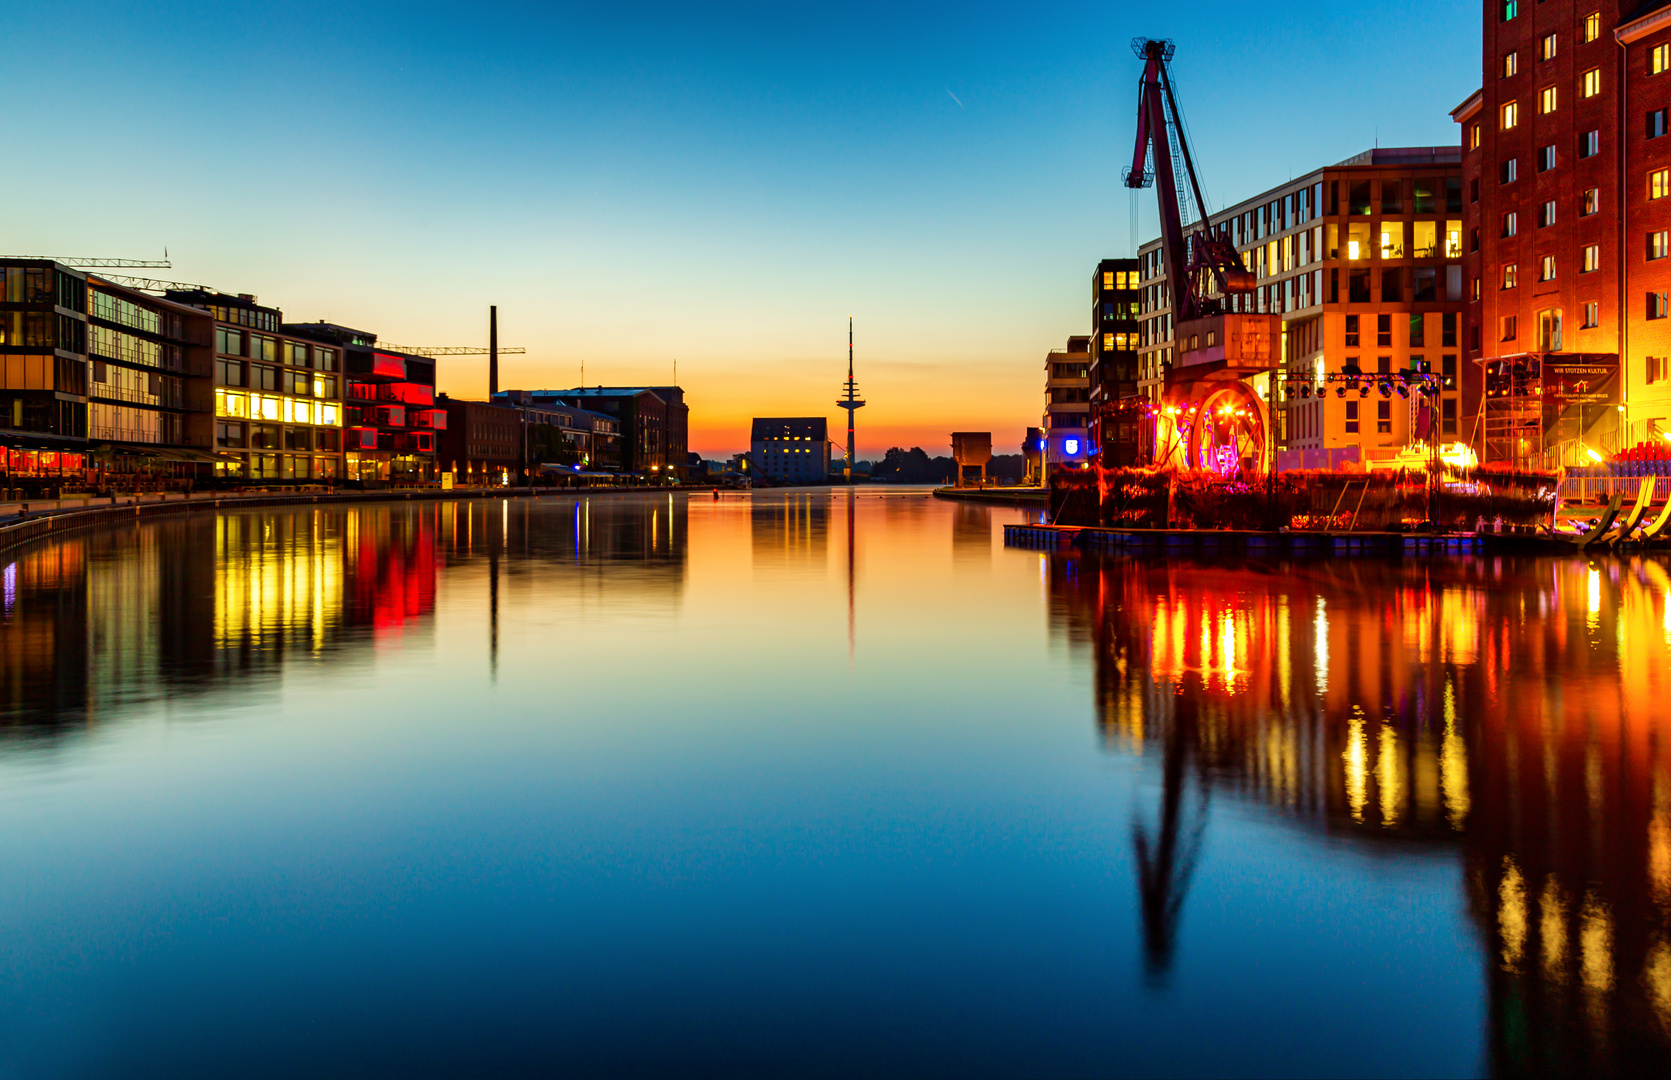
7, 2, 1477, 457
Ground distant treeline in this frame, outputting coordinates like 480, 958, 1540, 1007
860, 448, 1025, 484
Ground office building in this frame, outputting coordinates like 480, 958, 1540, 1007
1455, 1, 1671, 468
1044, 336, 1091, 467
1135, 149, 1468, 469
750, 417, 829, 483
283, 323, 440, 484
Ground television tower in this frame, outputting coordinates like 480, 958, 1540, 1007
836, 317, 865, 482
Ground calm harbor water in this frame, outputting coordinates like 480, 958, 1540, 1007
0, 489, 1668, 1078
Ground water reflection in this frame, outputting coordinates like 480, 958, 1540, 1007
0, 497, 691, 731
1048, 552, 1671, 1075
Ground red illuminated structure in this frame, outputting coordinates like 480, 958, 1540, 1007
285, 323, 439, 485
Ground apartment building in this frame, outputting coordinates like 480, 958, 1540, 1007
1044, 336, 1091, 467
1457, 1, 1671, 467
1135, 149, 1468, 468
1087, 258, 1142, 466
497, 387, 687, 478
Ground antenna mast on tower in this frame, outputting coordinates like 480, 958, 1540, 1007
836, 317, 866, 483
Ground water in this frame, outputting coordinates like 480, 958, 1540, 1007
0, 490, 1667, 1078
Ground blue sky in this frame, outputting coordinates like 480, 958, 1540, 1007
4, 1, 1480, 454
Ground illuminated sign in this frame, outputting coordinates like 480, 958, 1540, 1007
1064, 438, 1081, 455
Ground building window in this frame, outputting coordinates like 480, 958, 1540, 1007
1652, 232, 1670, 261
1650, 292, 1669, 320
1540, 34, 1557, 62
1501, 101, 1519, 129
1583, 11, 1600, 43
1582, 187, 1600, 215
1376, 400, 1392, 434
1502, 315, 1518, 341
1651, 109, 1669, 139
1538, 145, 1557, 172
1410, 313, 1426, 347
1502, 0, 1517, 20
1583, 301, 1599, 328
1539, 85, 1557, 113
1345, 314, 1359, 347
1443, 312, 1458, 347
1376, 314, 1393, 347
1503, 264, 1519, 289
1471, 177, 1481, 202
1502, 211, 1518, 238
1583, 244, 1602, 272
1540, 255, 1556, 282
1442, 398, 1458, 435
1345, 400, 1360, 434
1579, 130, 1599, 158
1651, 356, 1671, 384
1538, 200, 1557, 228
1654, 44, 1671, 76
1473, 276, 1482, 301
1581, 68, 1601, 98
1653, 169, 1671, 200
1469, 122, 1481, 150
1501, 158, 1518, 184
1504, 52, 1519, 78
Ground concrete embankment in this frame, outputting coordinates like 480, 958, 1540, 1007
932, 487, 1048, 508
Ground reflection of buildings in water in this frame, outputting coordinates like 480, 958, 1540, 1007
751, 492, 829, 570
0, 505, 443, 731
439, 496, 687, 575
1049, 553, 1671, 1069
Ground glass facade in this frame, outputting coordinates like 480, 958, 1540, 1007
212, 331, 343, 481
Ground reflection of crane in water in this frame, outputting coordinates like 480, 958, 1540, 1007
1131, 677, 1209, 981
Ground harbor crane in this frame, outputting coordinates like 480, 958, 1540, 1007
1124, 38, 1277, 477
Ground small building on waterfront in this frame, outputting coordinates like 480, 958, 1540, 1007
1044, 336, 1091, 468
750, 417, 829, 484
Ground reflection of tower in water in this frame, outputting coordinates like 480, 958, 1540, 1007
1048, 551, 1671, 1069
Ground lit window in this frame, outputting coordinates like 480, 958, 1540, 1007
1581, 68, 1601, 98
1583, 302, 1599, 328
1502, 315, 1518, 341
1102, 271, 1114, 288
1582, 187, 1600, 215
1502, 211, 1518, 237
1472, 277, 1482, 301
1503, 263, 1519, 289
1654, 44, 1671, 75
1650, 292, 1669, 320
1652, 168, 1671, 200
1539, 85, 1557, 113
1501, 101, 1519, 129
1583, 12, 1600, 43
1652, 232, 1669, 261
1469, 123, 1481, 150
1503, 52, 1519, 78
1540, 255, 1556, 281
1540, 34, 1557, 62
1583, 244, 1602, 272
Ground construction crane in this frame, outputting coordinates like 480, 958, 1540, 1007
377, 345, 526, 357
90, 274, 216, 293
23, 257, 173, 269
1123, 38, 1277, 479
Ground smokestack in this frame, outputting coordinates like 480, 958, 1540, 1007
489, 305, 498, 397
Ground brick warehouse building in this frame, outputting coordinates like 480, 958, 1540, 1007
1457, 1, 1671, 467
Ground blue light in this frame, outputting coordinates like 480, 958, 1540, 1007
1064, 438, 1080, 455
